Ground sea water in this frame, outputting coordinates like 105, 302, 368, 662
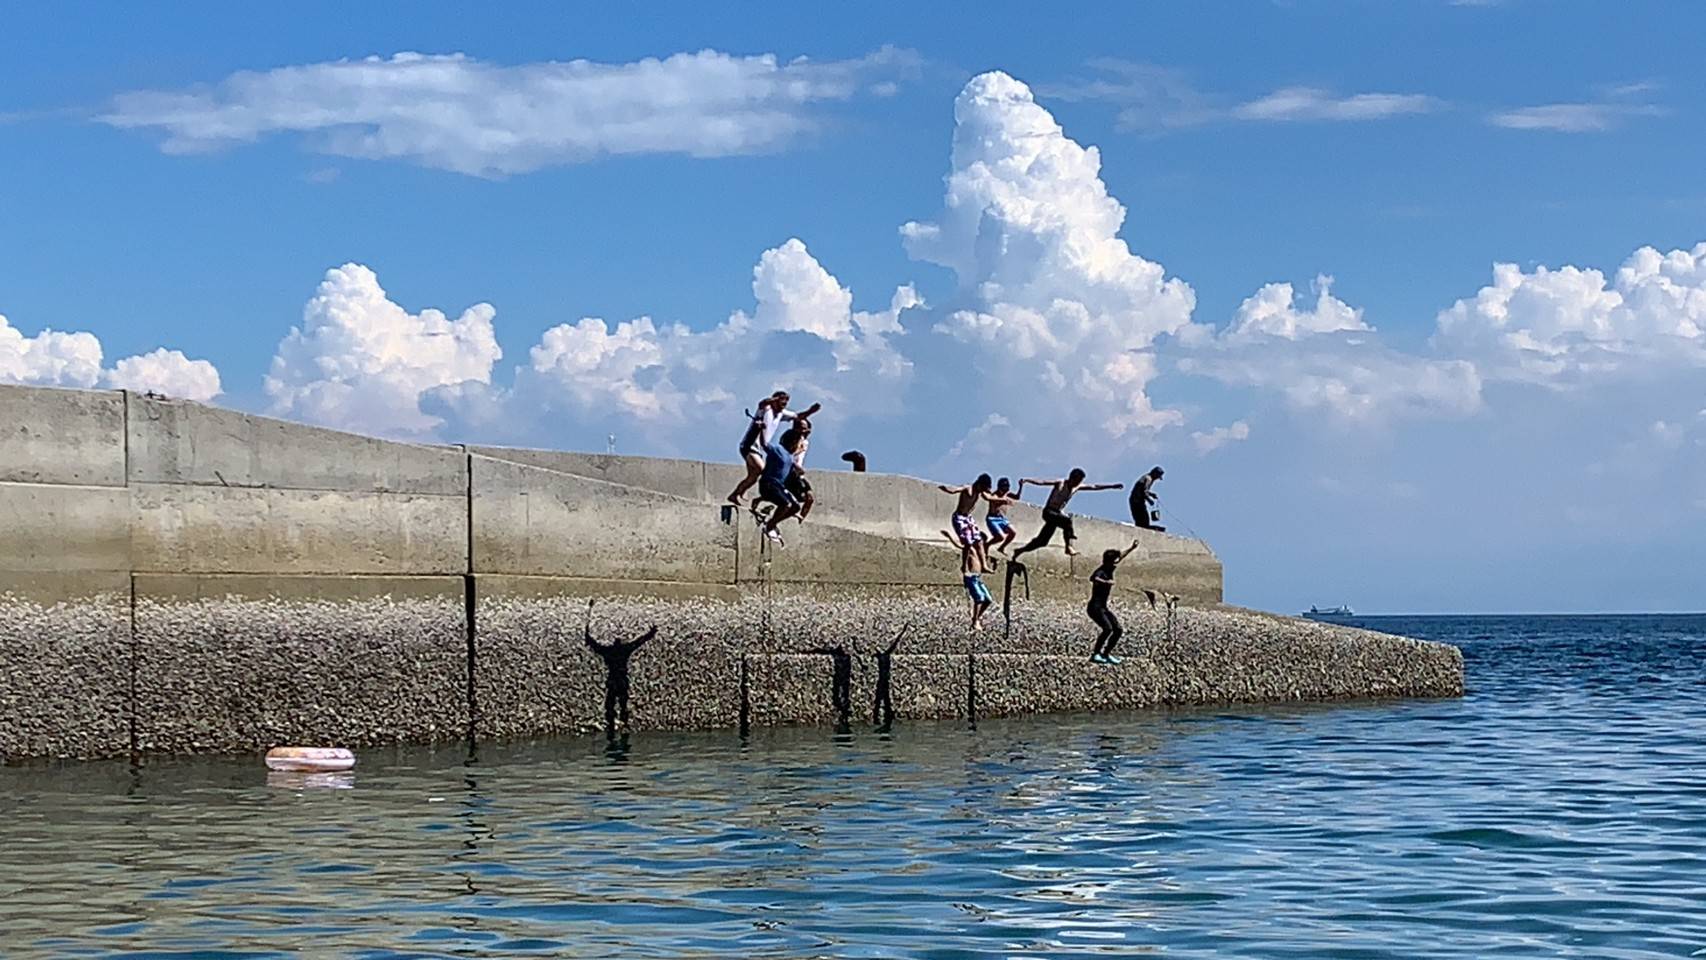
2, 615, 1703, 958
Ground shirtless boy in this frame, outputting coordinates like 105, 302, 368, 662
984, 477, 1021, 554
939, 528, 993, 632
1011, 468, 1123, 560
939, 473, 996, 572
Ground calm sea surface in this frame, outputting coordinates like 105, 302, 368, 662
3, 615, 1704, 958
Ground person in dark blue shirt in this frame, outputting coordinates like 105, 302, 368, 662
756, 426, 803, 545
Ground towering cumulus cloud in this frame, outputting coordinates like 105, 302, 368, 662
266, 264, 501, 437
903, 71, 1197, 447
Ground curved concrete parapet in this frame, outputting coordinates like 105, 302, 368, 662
0, 383, 1462, 761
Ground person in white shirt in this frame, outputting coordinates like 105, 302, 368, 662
726, 390, 820, 505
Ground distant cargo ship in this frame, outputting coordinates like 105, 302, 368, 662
1304, 604, 1356, 619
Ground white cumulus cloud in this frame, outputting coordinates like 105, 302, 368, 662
0, 314, 103, 388
1183, 278, 1483, 425
0, 312, 220, 400
265, 263, 501, 437
1435, 242, 1706, 385
515, 237, 920, 441
903, 70, 1198, 443
1227, 275, 1369, 340
104, 348, 222, 401
101, 47, 919, 176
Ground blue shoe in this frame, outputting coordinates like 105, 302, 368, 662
1105, 655, 1123, 665
1090, 653, 1108, 664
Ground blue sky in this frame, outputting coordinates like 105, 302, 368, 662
3, 1, 1703, 613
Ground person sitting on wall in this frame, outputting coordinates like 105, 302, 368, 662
1088, 540, 1142, 664
1130, 466, 1165, 531
727, 390, 820, 505
1011, 469, 1124, 560
784, 417, 815, 523
939, 528, 993, 632
755, 425, 806, 545
984, 477, 1022, 554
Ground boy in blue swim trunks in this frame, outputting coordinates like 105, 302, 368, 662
939, 528, 993, 632
984, 477, 1021, 554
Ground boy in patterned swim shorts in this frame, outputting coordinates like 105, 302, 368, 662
939, 473, 997, 573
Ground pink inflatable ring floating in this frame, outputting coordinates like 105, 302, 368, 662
264, 746, 356, 773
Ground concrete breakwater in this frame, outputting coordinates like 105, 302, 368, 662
0, 384, 1463, 760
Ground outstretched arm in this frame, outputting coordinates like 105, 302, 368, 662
1080, 481, 1125, 492
938, 483, 968, 494
1121, 539, 1142, 561
884, 625, 908, 656
1020, 478, 1058, 489
800, 401, 822, 418
624, 625, 658, 652
583, 600, 599, 652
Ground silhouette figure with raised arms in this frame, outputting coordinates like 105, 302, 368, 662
583, 600, 655, 733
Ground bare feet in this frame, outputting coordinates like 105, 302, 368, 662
1064, 547, 1078, 557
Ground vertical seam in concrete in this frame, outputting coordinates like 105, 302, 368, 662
120, 390, 131, 484
124, 392, 138, 758
462, 446, 478, 743
128, 572, 139, 758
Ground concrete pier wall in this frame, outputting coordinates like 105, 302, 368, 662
0, 384, 1462, 761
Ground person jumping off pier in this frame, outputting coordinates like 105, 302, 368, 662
939, 473, 997, 573
1130, 466, 1165, 531
940, 528, 993, 632
1011, 469, 1123, 560
985, 477, 1021, 554
727, 390, 820, 505
1088, 540, 1142, 664
756, 424, 805, 545
784, 417, 815, 523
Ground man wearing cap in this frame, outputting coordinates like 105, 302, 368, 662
1130, 466, 1165, 531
